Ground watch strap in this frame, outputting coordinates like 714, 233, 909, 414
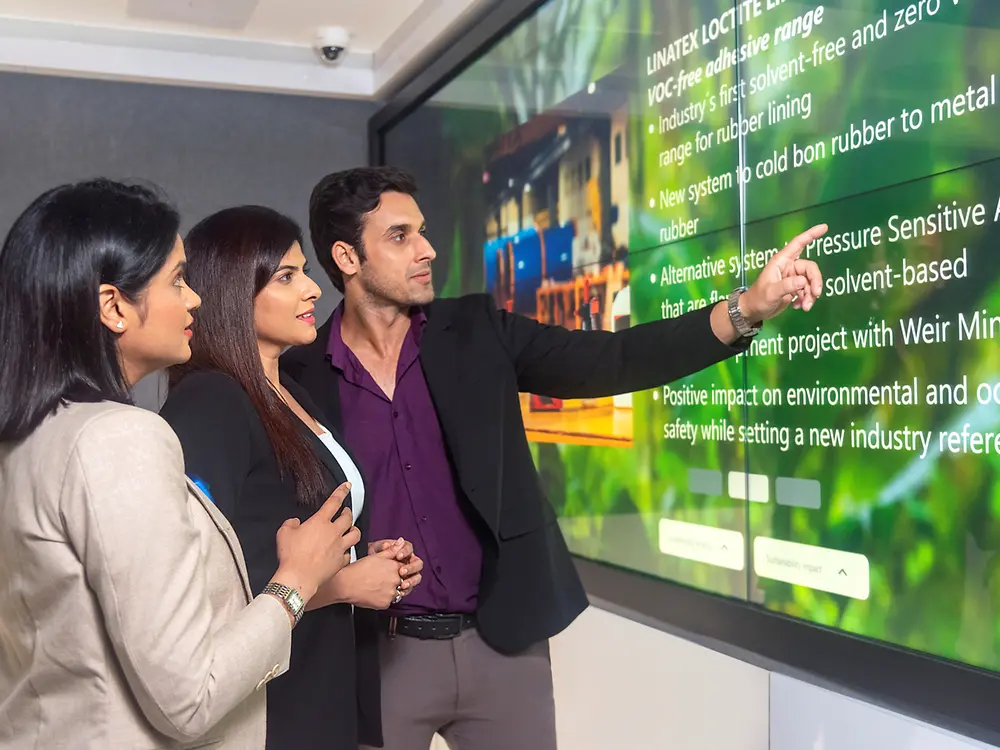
727, 287, 761, 338
263, 582, 306, 626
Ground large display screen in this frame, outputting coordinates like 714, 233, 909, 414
382, 0, 1000, 673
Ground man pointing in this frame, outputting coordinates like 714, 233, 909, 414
283, 165, 825, 750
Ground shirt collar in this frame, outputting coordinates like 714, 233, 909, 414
326, 300, 428, 370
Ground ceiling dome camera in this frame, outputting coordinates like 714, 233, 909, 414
315, 26, 350, 64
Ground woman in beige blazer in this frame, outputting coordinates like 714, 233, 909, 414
0, 179, 361, 749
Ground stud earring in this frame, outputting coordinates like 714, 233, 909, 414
116, 321, 124, 330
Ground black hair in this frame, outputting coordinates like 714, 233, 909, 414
170, 206, 327, 506
308, 166, 418, 292
0, 179, 180, 443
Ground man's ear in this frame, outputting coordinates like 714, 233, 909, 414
98, 283, 127, 334
332, 241, 360, 282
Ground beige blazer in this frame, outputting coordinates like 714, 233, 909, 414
0, 400, 292, 748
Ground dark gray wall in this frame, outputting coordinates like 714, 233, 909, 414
0, 71, 375, 408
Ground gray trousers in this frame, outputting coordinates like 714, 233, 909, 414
360, 628, 556, 750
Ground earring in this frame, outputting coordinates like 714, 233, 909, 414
116, 321, 124, 330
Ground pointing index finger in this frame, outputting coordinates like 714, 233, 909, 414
776, 223, 828, 263
316, 481, 352, 522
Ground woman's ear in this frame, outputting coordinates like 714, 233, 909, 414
98, 284, 127, 334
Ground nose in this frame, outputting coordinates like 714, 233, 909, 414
304, 276, 322, 302
417, 234, 436, 263
186, 284, 202, 311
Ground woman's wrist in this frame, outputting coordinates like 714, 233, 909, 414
270, 567, 319, 604
326, 564, 355, 604
304, 564, 355, 610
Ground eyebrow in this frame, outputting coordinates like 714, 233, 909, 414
384, 222, 426, 236
274, 264, 300, 273
173, 260, 187, 273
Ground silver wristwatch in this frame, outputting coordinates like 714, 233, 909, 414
263, 582, 306, 626
727, 287, 761, 338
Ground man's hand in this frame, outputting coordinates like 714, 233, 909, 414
740, 224, 827, 324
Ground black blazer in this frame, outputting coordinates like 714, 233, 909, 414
158, 370, 382, 749
281, 293, 746, 655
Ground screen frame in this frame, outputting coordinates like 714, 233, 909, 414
368, 0, 547, 166
368, 1, 1000, 744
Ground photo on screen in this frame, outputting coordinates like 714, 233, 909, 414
482, 79, 633, 448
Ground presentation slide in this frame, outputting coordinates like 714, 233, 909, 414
382, 0, 1000, 674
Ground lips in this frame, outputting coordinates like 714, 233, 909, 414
297, 310, 316, 325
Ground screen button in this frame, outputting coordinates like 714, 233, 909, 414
728, 471, 769, 503
775, 477, 822, 509
753, 537, 870, 600
658, 519, 745, 571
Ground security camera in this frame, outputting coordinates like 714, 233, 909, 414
315, 26, 350, 64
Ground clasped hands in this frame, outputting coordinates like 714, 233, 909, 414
305, 532, 423, 611
369, 537, 424, 606
334, 537, 423, 611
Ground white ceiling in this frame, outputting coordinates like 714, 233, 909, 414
0, 0, 492, 99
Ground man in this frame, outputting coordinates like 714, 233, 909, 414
282, 166, 825, 750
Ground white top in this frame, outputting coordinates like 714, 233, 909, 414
316, 425, 365, 562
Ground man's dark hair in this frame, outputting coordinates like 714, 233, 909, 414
309, 166, 418, 292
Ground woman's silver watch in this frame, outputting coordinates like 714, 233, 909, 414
263, 582, 306, 626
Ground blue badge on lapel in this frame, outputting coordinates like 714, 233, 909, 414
190, 475, 213, 503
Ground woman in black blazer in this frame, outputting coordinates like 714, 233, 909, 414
159, 206, 423, 749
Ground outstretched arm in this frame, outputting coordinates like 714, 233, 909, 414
491, 225, 826, 399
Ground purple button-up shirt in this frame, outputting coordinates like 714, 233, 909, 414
327, 302, 481, 615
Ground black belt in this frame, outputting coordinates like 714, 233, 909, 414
384, 613, 477, 640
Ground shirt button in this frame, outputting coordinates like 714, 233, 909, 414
393, 411, 399, 418
421, 516, 428, 522
405, 463, 412, 470
435, 566, 442, 574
